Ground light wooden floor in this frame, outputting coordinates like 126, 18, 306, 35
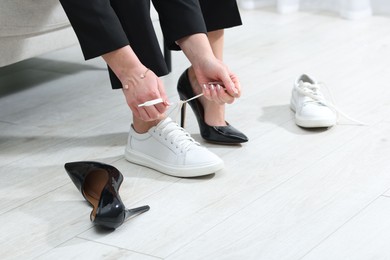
1, 7, 390, 260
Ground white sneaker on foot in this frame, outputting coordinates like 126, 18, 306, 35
125, 117, 224, 177
290, 74, 337, 128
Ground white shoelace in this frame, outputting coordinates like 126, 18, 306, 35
295, 81, 366, 126
154, 118, 200, 152
165, 93, 203, 122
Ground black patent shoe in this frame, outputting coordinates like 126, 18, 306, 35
64, 161, 150, 229
177, 69, 248, 144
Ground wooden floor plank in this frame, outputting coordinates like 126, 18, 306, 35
301, 196, 390, 260
165, 121, 390, 260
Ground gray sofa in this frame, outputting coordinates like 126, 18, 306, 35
0, 2, 172, 71
0, 0, 78, 67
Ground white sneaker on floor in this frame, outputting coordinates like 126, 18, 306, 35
125, 117, 224, 177
290, 74, 337, 128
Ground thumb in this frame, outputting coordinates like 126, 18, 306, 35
221, 71, 239, 98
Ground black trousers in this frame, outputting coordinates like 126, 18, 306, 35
59, 0, 242, 89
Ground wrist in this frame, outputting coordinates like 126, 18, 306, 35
177, 33, 215, 68
102, 46, 146, 83
123, 67, 150, 90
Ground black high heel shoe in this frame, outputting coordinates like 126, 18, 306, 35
64, 161, 150, 229
177, 69, 248, 144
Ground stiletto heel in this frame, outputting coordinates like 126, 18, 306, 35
125, 205, 150, 219
64, 161, 150, 229
177, 69, 248, 144
180, 102, 187, 128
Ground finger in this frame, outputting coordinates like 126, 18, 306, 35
154, 102, 168, 114
220, 71, 239, 98
217, 84, 235, 104
143, 106, 161, 121
202, 83, 212, 101
138, 108, 151, 121
211, 84, 226, 105
230, 73, 242, 97
130, 105, 142, 119
208, 84, 219, 104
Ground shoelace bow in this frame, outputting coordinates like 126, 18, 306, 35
154, 117, 200, 152
295, 81, 366, 126
152, 93, 206, 152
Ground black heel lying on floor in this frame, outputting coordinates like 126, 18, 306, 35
64, 161, 150, 229
177, 69, 248, 144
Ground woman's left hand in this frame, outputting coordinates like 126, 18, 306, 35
193, 58, 241, 105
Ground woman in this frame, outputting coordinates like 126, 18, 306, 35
59, 0, 247, 177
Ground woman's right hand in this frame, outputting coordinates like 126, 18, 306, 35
102, 46, 169, 121
121, 67, 169, 121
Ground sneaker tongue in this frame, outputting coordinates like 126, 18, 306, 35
299, 82, 325, 103
156, 117, 172, 127
155, 117, 200, 151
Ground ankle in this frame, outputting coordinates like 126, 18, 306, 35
203, 103, 227, 126
132, 116, 161, 134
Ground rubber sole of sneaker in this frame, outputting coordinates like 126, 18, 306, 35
294, 116, 336, 128
124, 149, 224, 178
290, 105, 336, 128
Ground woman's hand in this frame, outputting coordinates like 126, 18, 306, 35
121, 67, 169, 121
193, 58, 241, 105
102, 46, 169, 121
177, 33, 241, 105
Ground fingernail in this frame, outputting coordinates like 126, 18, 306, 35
210, 84, 215, 90
124, 84, 129, 90
231, 83, 238, 93
217, 84, 221, 90
203, 84, 208, 90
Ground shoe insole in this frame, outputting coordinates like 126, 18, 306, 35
83, 169, 109, 221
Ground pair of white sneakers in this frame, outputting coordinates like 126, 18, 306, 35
124, 74, 339, 178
